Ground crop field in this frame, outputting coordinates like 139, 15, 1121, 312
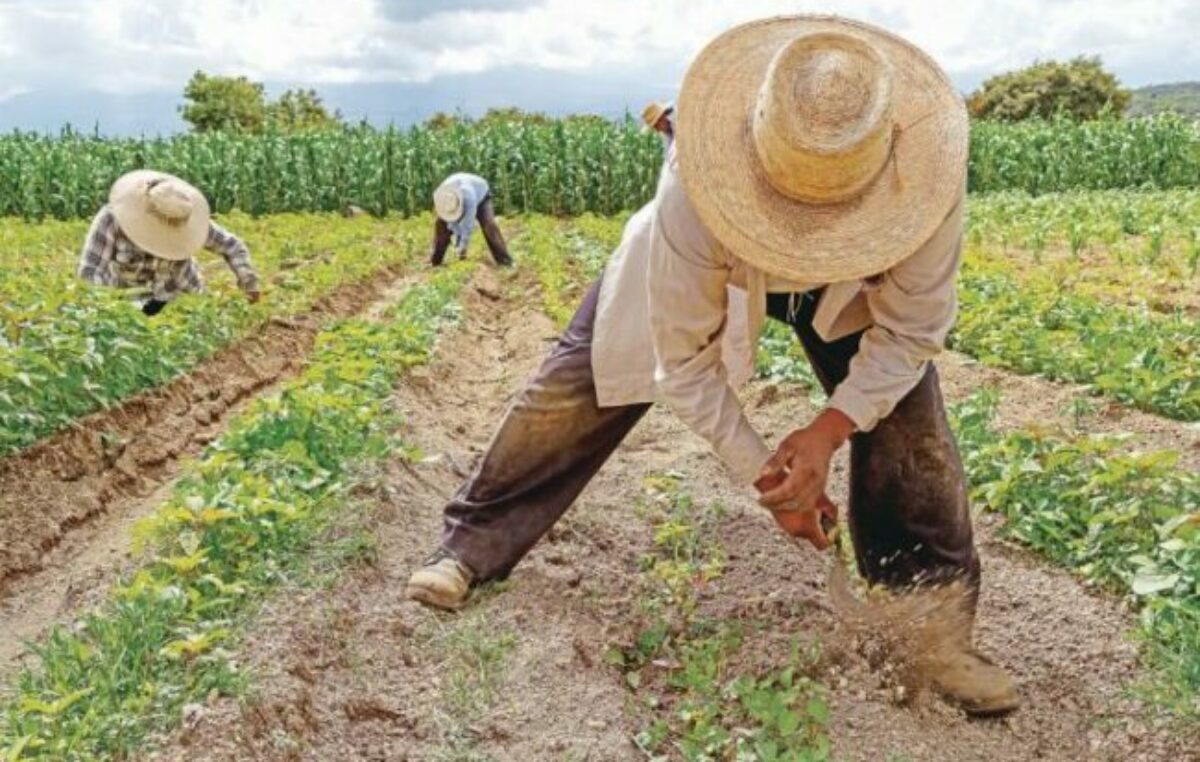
1, 114, 1198, 220
0, 129, 1198, 760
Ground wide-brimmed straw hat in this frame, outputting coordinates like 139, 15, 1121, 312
641, 101, 674, 132
676, 15, 968, 283
433, 181, 465, 223
109, 170, 210, 261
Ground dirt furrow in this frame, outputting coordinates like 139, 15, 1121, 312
143, 270, 1193, 761
0, 262, 417, 673
936, 350, 1200, 471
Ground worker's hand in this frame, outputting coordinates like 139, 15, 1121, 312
245, 289, 261, 304
756, 408, 854, 516
769, 493, 839, 550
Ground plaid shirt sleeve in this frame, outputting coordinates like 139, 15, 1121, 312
77, 207, 119, 286
204, 221, 259, 293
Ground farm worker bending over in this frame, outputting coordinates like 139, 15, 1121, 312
430, 172, 513, 267
78, 170, 259, 317
406, 16, 1020, 716
641, 100, 675, 151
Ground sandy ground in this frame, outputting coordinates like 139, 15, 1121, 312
132, 266, 1196, 762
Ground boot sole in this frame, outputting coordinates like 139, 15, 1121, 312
405, 582, 468, 612
959, 696, 1022, 718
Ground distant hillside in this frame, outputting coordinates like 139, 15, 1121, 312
1129, 82, 1200, 118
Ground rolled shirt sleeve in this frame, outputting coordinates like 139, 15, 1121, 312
647, 161, 771, 485
826, 194, 965, 432
205, 222, 259, 294
78, 207, 119, 286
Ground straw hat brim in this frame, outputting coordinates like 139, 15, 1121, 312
109, 170, 210, 262
676, 15, 968, 283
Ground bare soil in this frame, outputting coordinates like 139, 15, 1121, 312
0, 263, 413, 672
141, 267, 1197, 762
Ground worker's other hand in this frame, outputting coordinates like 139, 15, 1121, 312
141, 298, 167, 317
756, 408, 854, 515
761, 490, 839, 551
245, 289, 261, 304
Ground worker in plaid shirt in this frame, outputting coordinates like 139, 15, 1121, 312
78, 171, 260, 316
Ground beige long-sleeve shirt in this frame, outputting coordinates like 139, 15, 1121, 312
591, 149, 964, 486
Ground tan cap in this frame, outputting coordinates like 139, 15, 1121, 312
676, 15, 968, 283
109, 170, 210, 261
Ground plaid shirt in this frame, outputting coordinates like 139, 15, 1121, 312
77, 206, 259, 302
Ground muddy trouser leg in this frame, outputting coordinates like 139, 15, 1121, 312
431, 217, 453, 266
766, 292, 980, 611
476, 196, 513, 266
440, 278, 649, 581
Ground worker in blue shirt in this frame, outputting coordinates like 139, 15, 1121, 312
431, 173, 513, 267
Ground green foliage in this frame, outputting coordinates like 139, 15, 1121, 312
266, 88, 342, 132
756, 321, 822, 397
0, 213, 432, 455
1128, 83, 1200, 119
613, 475, 831, 761
0, 264, 472, 760
952, 391, 1200, 721
951, 257, 1199, 421
5, 117, 1200, 222
179, 71, 268, 133
520, 215, 610, 327
0, 119, 662, 220
477, 107, 552, 127
967, 56, 1131, 121
180, 73, 341, 135
969, 115, 1200, 193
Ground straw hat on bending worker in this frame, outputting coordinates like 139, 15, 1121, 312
674, 17, 967, 283
110, 171, 212, 260
77, 171, 260, 316
641, 101, 675, 148
429, 173, 514, 267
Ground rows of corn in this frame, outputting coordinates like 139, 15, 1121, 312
2, 115, 1199, 220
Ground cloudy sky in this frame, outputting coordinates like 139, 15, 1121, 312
0, 0, 1197, 131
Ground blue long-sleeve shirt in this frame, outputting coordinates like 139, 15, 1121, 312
442, 173, 489, 252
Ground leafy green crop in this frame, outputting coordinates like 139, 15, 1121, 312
612, 474, 832, 761
0, 263, 472, 760
953, 390, 1200, 721
0, 212, 432, 455
952, 259, 1199, 421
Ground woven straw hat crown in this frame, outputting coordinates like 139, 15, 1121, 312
433, 183, 464, 222
753, 32, 894, 204
109, 170, 210, 261
676, 16, 968, 283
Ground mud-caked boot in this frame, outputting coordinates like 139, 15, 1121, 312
406, 551, 474, 611
929, 649, 1021, 716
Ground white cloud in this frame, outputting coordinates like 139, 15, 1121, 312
0, 85, 29, 102
0, 0, 1194, 96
